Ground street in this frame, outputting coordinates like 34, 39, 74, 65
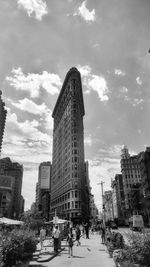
29, 232, 115, 267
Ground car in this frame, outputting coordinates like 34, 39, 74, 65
132, 226, 142, 232
110, 222, 118, 229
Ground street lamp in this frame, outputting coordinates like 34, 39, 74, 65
97, 181, 105, 227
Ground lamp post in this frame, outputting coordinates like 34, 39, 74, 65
98, 181, 105, 227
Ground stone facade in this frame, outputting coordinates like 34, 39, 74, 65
121, 146, 141, 219
0, 157, 23, 218
0, 90, 7, 156
50, 67, 89, 223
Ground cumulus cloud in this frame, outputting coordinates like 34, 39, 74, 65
78, 65, 109, 101
124, 96, 144, 107
120, 86, 128, 93
136, 76, 142, 85
88, 75, 108, 101
12, 98, 48, 115
115, 69, 126, 76
4, 108, 51, 145
79, 65, 92, 76
6, 68, 62, 98
88, 152, 120, 210
11, 98, 54, 130
74, 0, 96, 23
17, 0, 48, 21
84, 135, 93, 146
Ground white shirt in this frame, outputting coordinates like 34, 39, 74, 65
53, 228, 60, 238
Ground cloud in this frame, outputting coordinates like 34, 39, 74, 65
6, 68, 62, 98
78, 65, 109, 101
11, 98, 54, 130
120, 86, 128, 93
74, 0, 96, 23
79, 65, 92, 77
124, 96, 144, 107
3, 108, 52, 147
84, 135, 93, 146
12, 98, 48, 115
88, 75, 109, 101
136, 76, 142, 85
88, 150, 120, 210
115, 69, 126, 76
17, 0, 48, 21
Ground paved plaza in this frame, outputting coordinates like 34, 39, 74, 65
29, 232, 115, 267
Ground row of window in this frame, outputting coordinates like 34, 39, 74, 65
124, 174, 141, 179
51, 200, 81, 212
51, 190, 80, 206
54, 90, 80, 129
52, 182, 72, 200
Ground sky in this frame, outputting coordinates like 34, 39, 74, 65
0, 0, 150, 211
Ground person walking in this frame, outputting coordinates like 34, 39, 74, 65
75, 224, 81, 246
40, 226, 46, 250
52, 225, 60, 253
67, 229, 74, 258
84, 222, 89, 239
100, 224, 106, 244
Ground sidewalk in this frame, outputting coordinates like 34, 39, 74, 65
28, 233, 115, 267
28, 238, 67, 266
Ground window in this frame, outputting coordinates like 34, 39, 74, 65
75, 201, 78, 209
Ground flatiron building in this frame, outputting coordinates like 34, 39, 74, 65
50, 67, 89, 223
0, 90, 7, 156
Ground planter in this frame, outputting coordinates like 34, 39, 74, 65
118, 262, 140, 267
15, 260, 29, 267
108, 249, 113, 258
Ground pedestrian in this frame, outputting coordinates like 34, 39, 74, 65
100, 224, 106, 244
67, 228, 74, 258
85, 222, 89, 239
75, 224, 81, 246
52, 225, 60, 253
80, 224, 84, 237
40, 226, 46, 250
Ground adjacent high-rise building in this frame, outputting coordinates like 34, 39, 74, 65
121, 146, 141, 217
0, 174, 14, 217
50, 67, 90, 223
138, 147, 150, 227
36, 161, 51, 220
111, 174, 125, 224
103, 190, 113, 222
0, 90, 7, 156
0, 157, 23, 218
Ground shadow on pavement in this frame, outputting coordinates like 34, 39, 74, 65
73, 255, 85, 258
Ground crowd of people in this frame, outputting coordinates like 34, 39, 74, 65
39, 221, 113, 258
39, 222, 92, 257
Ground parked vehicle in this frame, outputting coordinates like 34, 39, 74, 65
129, 215, 144, 232
110, 222, 118, 229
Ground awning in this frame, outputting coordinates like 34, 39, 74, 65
0, 217, 24, 225
45, 218, 70, 224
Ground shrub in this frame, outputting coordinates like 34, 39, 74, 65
2, 229, 37, 266
115, 232, 150, 266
